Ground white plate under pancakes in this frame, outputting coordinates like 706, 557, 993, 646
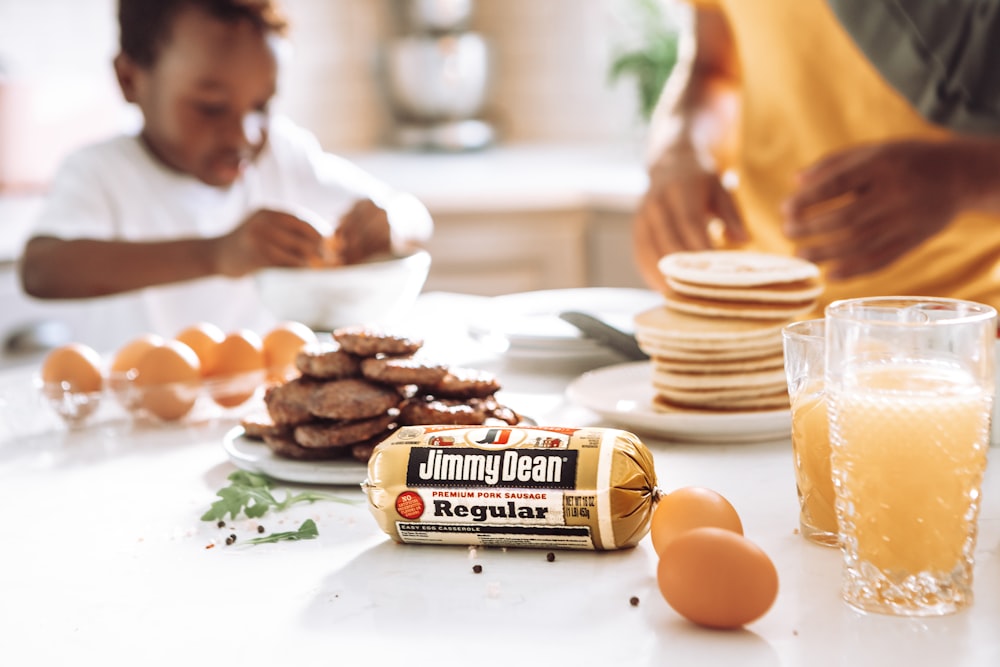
566, 361, 791, 444
467, 288, 664, 359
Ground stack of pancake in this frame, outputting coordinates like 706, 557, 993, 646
634, 251, 822, 412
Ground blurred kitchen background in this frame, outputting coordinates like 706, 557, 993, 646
0, 0, 681, 365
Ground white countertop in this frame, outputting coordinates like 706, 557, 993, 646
3, 292, 999, 666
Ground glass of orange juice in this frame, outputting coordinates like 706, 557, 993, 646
782, 319, 838, 547
826, 297, 996, 616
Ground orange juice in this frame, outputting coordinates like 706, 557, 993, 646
789, 382, 838, 545
830, 363, 990, 575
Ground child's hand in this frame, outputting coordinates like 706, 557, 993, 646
214, 209, 325, 276
329, 199, 392, 265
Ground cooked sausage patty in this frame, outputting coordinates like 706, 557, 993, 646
361, 355, 450, 386
264, 377, 320, 425
294, 412, 398, 448
418, 367, 501, 399
262, 431, 352, 461
306, 378, 402, 421
333, 326, 423, 357
399, 396, 489, 426
295, 342, 362, 380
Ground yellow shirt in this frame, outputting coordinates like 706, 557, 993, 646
694, 0, 1000, 311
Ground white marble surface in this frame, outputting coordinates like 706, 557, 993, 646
2, 292, 1000, 666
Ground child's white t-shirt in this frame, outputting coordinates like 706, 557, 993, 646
29, 115, 398, 348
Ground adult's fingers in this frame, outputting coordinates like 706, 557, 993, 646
666, 186, 714, 250
824, 234, 915, 280
793, 203, 891, 264
710, 180, 748, 244
786, 156, 872, 221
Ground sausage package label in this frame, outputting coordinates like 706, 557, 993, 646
363, 425, 658, 550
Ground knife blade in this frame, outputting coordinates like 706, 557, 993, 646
558, 311, 649, 361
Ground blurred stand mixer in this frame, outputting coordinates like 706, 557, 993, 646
382, 0, 494, 151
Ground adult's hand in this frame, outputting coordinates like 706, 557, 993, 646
782, 140, 966, 280
213, 209, 325, 277
633, 143, 746, 287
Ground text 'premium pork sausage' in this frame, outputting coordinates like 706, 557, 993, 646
362, 425, 659, 550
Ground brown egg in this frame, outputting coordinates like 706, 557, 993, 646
111, 333, 165, 375
133, 340, 202, 421
41, 343, 104, 393
650, 486, 744, 556
262, 320, 317, 381
205, 329, 266, 407
175, 322, 225, 375
657, 527, 778, 629
109, 334, 165, 410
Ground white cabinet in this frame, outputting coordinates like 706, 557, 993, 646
353, 143, 649, 296
423, 208, 588, 295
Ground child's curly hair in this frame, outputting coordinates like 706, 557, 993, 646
119, 0, 289, 67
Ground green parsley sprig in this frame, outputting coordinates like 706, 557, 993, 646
243, 519, 319, 545
201, 470, 356, 522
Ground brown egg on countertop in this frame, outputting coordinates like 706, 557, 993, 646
650, 486, 744, 556
109, 333, 165, 410
262, 321, 317, 381
174, 322, 225, 375
41, 342, 104, 393
39, 342, 105, 423
656, 526, 778, 629
132, 340, 202, 421
205, 329, 266, 407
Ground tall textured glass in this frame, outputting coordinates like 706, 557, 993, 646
825, 297, 996, 616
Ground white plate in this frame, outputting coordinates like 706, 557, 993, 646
467, 288, 664, 358
222, 426, 369, 486
566, 361, 791, 444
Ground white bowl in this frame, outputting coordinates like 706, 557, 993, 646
254, 250, 431, 331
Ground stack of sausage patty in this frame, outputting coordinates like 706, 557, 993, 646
241, 325, 519, 462
634, 250, 822, 412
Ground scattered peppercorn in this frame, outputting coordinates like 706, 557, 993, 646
217, 520, 225, 528
472, 564, 483, 574
257, 525, 266, 534
546, 552, 555, 562
225, 534, 237, 546
629, 596, 640, 607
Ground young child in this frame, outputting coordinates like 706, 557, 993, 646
18, 0, 431, 343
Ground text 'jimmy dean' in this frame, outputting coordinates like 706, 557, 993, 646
406, 448, 578, 489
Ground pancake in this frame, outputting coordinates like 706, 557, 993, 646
638, 331, 784, 357
634, 306, 787, 343
653, 365, 788, 391
650, 352, 785, 373
660, 287, 816, 321
652, 390, 791, 412
658, 250, 820, 288
637, 250, 821, 415
666, 275, 825, 304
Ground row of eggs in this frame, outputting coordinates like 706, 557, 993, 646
39, 321, 318, 424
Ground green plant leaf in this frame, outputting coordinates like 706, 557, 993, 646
608, 0, 680, 120
200, 471, 357, 522
243, 519, 320, 545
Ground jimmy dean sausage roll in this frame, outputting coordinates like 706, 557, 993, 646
362, 425, 658, 550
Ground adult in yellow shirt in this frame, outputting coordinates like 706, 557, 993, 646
635, 0, 1000, 311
